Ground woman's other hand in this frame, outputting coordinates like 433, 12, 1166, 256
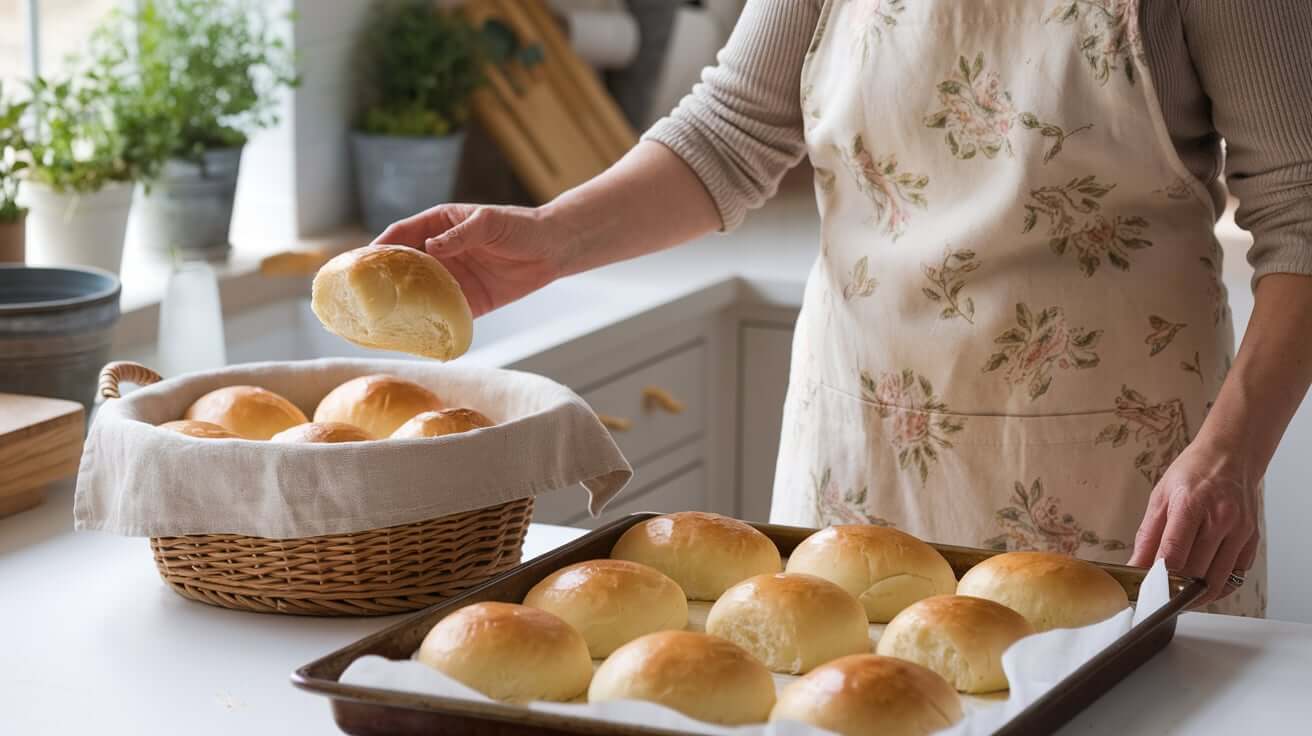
374, 203, 577, 317
1129, 439, 1260, 606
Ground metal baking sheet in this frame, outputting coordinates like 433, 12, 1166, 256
292, 513, 1207, 736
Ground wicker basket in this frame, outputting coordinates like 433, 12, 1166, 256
98, 361, 534, 617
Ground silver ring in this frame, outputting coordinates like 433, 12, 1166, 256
1227, 571, 1247, 589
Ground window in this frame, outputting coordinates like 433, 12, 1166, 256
0, 0, 30, 86
0, 0, 125, 87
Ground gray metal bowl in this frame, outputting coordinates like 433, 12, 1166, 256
0, 265, 122, 410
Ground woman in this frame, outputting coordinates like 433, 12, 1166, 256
379, 1, 1312, 616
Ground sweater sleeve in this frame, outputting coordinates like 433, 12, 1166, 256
1182, 0, 1312, 285
641, 0, 820, 231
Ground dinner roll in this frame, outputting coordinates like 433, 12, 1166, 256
313, 374, 443, 439
705, 572, 870, 674
415, 602, 591, 703
523, 560, 688, 657
876, 595, 1033, 693
588, 631, 775, 725
609, 512, 781, 601
271, 422, 372, 444
956, 551, 1130, 632
390, 408, 493, 439
770, 655, 963, 736
158, 419, 239, 439
183, 385, 308, 440
311, 244, 473, 361
786, 525, 957, 623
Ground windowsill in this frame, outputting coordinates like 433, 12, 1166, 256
111, 225, 372, 352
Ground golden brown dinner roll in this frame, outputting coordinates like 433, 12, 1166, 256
876, 595, 1033, 693
415, 602, 592, 703
313, 374, 443, 439
588, 631, 776, 725
270, 421, 372, 444
956, 551, 1130, 632
311, 244, 473, 361
183, 385, 308, 440
609, 512, 781, 601
786, 525, 958, 623
523, 560, 688, 658
706, 572, 870, 674
158, 419, 240, 439
770, 655, 963, 736
390, 408, 494, 439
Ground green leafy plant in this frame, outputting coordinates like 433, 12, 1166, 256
0, 83, 29, 223
359, 2, 486, 138
87, 0, 297, 165
24, 76, 145, 194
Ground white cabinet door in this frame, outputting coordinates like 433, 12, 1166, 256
737, 323, 795, 522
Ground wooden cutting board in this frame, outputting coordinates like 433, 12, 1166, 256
0, 393, 84, 518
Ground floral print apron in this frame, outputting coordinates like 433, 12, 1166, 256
771, 0, 1266, 616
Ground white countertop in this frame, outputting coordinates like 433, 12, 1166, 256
3, 481, 1310, 735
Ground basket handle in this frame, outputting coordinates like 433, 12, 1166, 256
99, 361, 163, 401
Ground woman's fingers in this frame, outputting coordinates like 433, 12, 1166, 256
425, 206, 498, 258
374, 203, 478, 249
1129, 489, 1169, 567
1154, 494, 1202, 575
1200, 528, 1249, 605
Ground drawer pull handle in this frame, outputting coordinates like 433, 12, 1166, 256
598, 414, 632, 432
642, 386, 686, 415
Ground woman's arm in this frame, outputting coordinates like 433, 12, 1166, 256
1131, 275, 1312, 602
1131, 1, 1312, 603
378, 0, 819, 314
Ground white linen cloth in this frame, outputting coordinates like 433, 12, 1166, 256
74, 358, 632, 538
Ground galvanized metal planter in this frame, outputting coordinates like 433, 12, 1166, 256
352, 132, 466, 235
0, 265, 122, 411
132, 147, 243, 260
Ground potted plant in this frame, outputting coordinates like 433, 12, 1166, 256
0, 83, 28, 263
354, 1, 485, 234
90, 0, 296, 259
21, 75, 155, 276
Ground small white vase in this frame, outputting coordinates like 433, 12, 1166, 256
22, 181, 134, 276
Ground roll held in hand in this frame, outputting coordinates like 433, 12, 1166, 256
312, 244, 473, 361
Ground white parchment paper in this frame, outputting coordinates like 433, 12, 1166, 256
340, 560, 1173, 735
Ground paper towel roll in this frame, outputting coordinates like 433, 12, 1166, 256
567, 10, 640, 69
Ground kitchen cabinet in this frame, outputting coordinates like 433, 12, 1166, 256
578, 341, 706, 468
735, 321, 795, 522
539, 442, 705, 529
530, 321, 713, 525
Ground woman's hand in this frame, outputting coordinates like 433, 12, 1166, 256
1129, 439, 1260, 606
374, 203, 578, 317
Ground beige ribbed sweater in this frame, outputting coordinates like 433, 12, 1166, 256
643, 0, 1312, 282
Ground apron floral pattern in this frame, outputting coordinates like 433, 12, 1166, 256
770, 0, 1266, 616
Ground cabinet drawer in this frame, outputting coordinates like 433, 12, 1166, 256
581, 342, 705, 467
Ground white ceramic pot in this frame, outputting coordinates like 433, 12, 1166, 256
22, 181, 134, 276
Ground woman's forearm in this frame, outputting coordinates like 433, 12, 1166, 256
1196, 273, 1312, 479
540, 141, 723, 277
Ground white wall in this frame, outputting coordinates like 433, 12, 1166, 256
232, 0, 375, 244
289, 0, 375, 236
